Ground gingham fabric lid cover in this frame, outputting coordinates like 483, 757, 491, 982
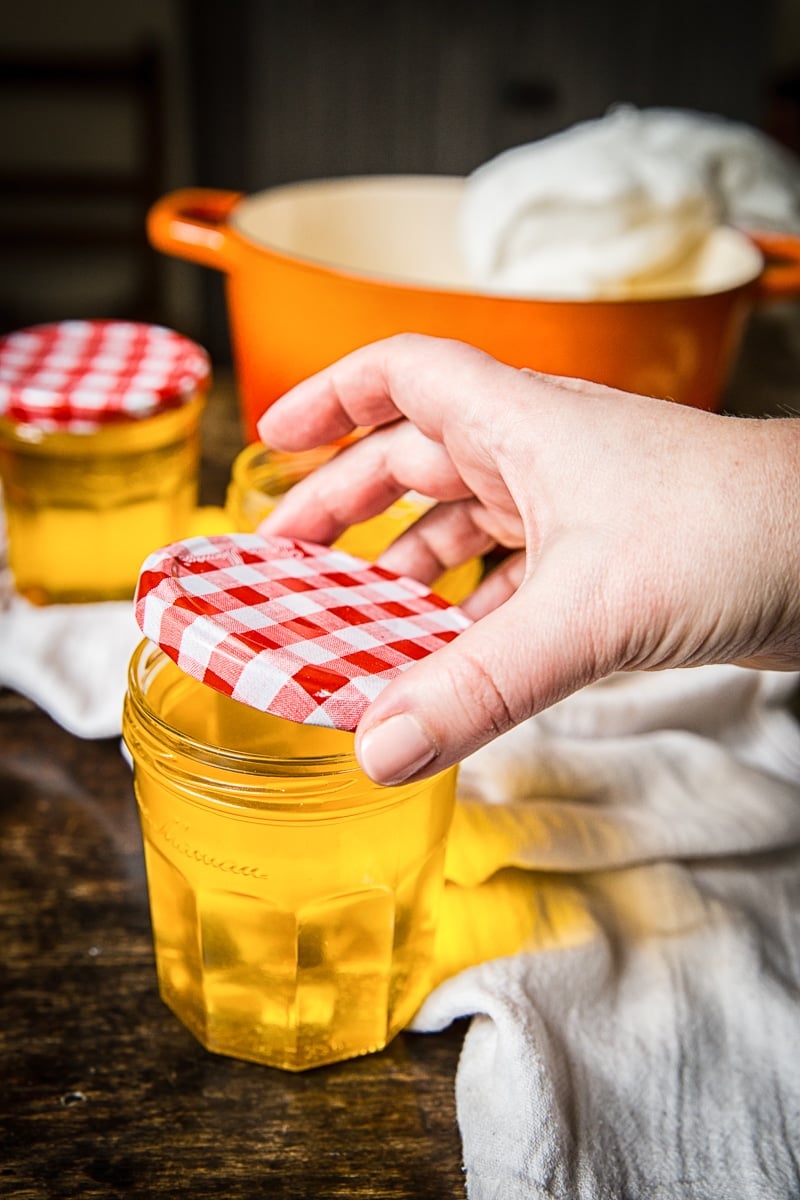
0, 320, 210, 429
135, 533, 472, 731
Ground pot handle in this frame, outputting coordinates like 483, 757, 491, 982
147, 188, 244, 272
749, 230, 800, 302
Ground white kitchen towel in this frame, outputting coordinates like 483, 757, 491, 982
0, 583, 141, 739
459, 105, 800, 296
412, 665, 800, 1200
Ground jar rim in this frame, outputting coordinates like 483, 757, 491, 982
0, 392, 205, 445
230, 441, 339, 495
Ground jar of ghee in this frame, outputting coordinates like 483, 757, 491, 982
123, 638, 458, 1071
0, 319, 210, 604
225, 440, 482, 605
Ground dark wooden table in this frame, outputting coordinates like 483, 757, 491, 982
0, 378, 469, 1200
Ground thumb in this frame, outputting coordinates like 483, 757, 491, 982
355, 567, 600, 784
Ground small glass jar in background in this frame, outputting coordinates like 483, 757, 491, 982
0, 320, 211, 605
123, 638, 458, 1071
226, 441, 483, 605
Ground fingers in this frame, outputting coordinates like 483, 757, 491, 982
375, 498, 498, 585
257, 416, 472, 545
256, 427, 408, 545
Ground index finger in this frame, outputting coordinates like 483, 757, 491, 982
255, 333, 512, 452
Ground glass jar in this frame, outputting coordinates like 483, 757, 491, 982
0, 399, 204, 604
0, 320, 210, 605
226, 441, 482, 605
123, 638, 458, 1072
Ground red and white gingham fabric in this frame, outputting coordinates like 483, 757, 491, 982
0, 320, 210, 431
135, 533, 472, 731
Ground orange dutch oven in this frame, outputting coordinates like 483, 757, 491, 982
148, 176, 800, 442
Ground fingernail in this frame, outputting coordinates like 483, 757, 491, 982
357, 713, 437, 785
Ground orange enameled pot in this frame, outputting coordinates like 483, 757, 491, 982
148, 176, 800, 442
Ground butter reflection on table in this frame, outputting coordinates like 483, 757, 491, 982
431, 784, 725, 988
431, 866, 598, 988
433, 794, 602, 984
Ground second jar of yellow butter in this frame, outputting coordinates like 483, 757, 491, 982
0, 319, 211, 605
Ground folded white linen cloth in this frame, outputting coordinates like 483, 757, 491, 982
0, 584, 141, 738
459, 105, 800, 297
412, 665, 800, 1200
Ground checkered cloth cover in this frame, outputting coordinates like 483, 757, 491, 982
135, 533, 472, 731
0, 320, 210, 431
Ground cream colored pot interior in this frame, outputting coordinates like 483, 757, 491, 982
231, 175, 764, 299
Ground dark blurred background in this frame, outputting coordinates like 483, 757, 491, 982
1, 0, 799, 367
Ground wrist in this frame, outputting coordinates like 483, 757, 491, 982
728, 416, 800, 670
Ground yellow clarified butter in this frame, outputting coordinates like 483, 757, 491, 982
0, 398, 203, 605
0, 320, 210, 606
123, 643, 457, 1071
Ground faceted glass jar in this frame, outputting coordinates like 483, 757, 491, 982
123, 639, 458, 1072
225, 441, 482, 605
0, 395, 204, 605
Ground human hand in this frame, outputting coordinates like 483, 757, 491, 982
256, 334, 800, 784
